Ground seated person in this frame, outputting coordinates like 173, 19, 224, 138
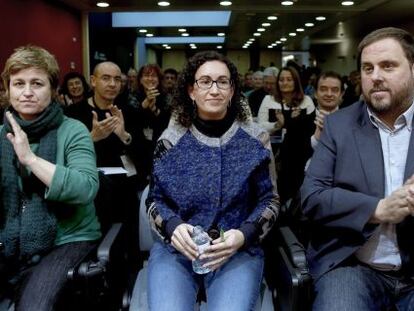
0, 46, 100, 311
144, 51, 280, 311
310, 70, 344, 150
301, 27, 414, 310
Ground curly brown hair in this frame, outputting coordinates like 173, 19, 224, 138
171, 51, 249, 127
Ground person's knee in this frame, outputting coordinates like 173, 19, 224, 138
313, 265, 386, 311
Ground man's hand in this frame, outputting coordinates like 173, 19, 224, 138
314, 109, 330, 140
109, 105, 130, 143
171, 223, 198, 261
90, 110, 117, 142
371, 176, 414, 224
200, 229, 245, 271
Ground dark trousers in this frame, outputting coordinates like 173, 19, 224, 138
3, 241, 95, 311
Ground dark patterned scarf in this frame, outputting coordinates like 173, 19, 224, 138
0, 101, 64, 261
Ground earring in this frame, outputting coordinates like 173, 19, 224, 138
192, 100, 196, 107
227, 100, 232, 108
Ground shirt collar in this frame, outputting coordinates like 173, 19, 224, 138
367, 100, 414, 132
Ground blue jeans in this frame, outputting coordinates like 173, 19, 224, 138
313, 263, 414, 311
147, 242, 264, 311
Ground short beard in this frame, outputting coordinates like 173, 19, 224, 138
364, 80, 414, 118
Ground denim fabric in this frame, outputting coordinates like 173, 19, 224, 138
147, 242, 264, 311
12, 241, 96, 311
313, 264, 414, 311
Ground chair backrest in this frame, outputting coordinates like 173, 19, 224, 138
139, 185, 155, 251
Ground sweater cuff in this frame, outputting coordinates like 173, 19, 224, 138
164, 217, 185, 240
238, 222, 260, 249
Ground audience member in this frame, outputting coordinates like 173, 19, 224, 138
241, 70, 254, 94
301, 27, 414, 310
0, 45, 100, 311
144, 51, 279, 311
133, 64, 170, 175
248, 67, 278, 118
59, 71, 91, 106
311, 71, 344, 149
162, 68, 178, 95
269, 66, 315, 204
341, 69, 361, 108
244, 70, 263, 98
127, 68, 139, 95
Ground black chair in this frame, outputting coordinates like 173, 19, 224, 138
264, 194, 313, 311
59, 172, 134, 311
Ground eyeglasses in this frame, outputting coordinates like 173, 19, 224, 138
195, 77, 232, 90
98, 75, 122, 84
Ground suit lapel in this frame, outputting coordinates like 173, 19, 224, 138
403, 122, 414, 180
353, 108, 385, 197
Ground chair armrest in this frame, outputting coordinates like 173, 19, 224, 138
277, 226, 308, 273
97, 223, 123, 266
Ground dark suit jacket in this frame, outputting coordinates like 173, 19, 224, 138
301, 101, 414, 280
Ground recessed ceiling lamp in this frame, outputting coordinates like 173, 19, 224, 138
316, 16, 326, 21
305, 22, 315, 27
178, 28, 187, 32
217, 45, 223, 49
341, 1, 354, 5
280, 37, 287, 41
257, 28, 266, 32
296, 28, 304, 32
253, 33, 261, 36
217, 32, 225, 36
262, 23, 271, 27
182, 33, 190, 37
162, 44, 169, 47
157, 1, 170, 6
281, 1, 294, 5
289, 32, 296, 36
166, 46, 171, 49
220, 1, 232, 6
146, 33, 154, 37
267, 16, 278, 20
96, 2, 109, 7
276, 40, 282, 44
139, 29, 148, 33
267, 45, 274, 48
248, 38, 255, 41
243, 46, 249, 49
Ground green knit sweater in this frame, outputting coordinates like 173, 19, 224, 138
1, 116, 101, 246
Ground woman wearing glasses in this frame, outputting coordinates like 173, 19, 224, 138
145, 51, 279, 310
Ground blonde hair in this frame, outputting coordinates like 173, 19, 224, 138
1, 45, 60, 93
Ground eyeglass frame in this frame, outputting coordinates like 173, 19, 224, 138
195, 77, 233, 90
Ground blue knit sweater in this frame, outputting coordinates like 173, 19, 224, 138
148, 119, 279, 253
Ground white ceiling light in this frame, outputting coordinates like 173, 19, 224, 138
182, 33, 189, 36
281, 1, 294, 5
96, 2, 109, 7
178, 28, 187, 32
280, 37, 287, 41
289, 32, 297, 36
262, 23, 271, 27
267, 16, 278, 21
217, 45, 223, 49
217, 32, 225, 36
341, 1, 354, 5
257, 28, 266, 32
316, 16, 326, 21
267, 45, 274, 48
276, 40, 282, 44
305, 22, 315, 27
220, 1, 232, 6
253, 33, 261, 36
166, 46, 171, 49
139, 29, 148, 33
162, 44, 169, 47
146, 33, 154, 37
157, 1, 170, 6
296, 28, 305, 32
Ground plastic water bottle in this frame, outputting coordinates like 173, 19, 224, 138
191, 226, 211, 274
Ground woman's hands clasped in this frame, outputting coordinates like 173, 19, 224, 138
171, 224, 245, 271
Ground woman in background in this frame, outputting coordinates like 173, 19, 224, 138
59, 71, 91, 106
0, 46, 100, 311
268, 66, 315, 204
